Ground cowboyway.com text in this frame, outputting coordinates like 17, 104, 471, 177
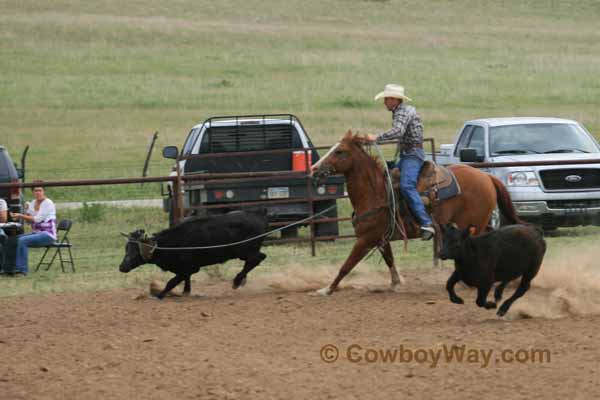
319, 343, 551, 367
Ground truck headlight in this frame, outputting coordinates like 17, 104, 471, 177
506, 171, 539, 187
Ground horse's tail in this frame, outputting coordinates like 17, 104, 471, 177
490, 175, 527, 225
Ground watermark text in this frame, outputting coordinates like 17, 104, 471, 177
320, 344, 551, 367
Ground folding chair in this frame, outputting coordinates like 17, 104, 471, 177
35, 219, 75, 272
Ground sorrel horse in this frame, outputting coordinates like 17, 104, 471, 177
310, 130, 523, 296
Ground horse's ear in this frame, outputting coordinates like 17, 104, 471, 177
344, 129, 353, 139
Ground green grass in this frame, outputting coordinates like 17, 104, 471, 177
1, 1, 600, 296
2, 0, 600, 201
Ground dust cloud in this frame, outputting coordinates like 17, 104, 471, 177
243, 263, 392, 293
244, 247, 600, 320
508, 246, 600, 319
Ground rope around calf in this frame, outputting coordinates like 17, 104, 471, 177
125, 204, 338, 252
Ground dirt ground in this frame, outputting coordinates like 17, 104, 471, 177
1, 268, 599, 400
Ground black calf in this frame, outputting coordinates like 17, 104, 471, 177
119, 211, 268, 299
440, 223, 546, 317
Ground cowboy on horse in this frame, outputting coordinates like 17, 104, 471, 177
366, 84, 435, 240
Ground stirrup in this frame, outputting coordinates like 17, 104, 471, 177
420, 225, 435, 241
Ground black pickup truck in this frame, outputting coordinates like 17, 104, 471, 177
162, 114, 344, 238
0, 146, 25, 214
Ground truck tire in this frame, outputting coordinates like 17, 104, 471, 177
314, 200, 339, 238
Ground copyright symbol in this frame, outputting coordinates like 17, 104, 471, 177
320, 344, 339, 363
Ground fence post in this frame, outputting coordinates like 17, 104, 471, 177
306, 148, 316, 256
141, 131, 159, 184
172, 159, 185, 225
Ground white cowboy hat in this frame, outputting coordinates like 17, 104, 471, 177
374, 84, 412, 102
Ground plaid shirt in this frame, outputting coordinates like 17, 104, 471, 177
376, 103, 424, 153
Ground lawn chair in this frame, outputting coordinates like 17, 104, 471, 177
35, 219, 75, 272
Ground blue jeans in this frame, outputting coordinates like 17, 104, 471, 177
15, 232, 55, 274
397, 149, 432, 227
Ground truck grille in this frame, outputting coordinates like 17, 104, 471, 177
546, 199, 600, 209
540, 169, 600, 190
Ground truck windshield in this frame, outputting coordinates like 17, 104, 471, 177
489, 123, 599, 155
182, 128, 201, 155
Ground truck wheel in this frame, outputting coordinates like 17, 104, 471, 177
281, 226, 299, 239
314, 200, 339, 238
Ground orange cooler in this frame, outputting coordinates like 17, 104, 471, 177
292, 150, 312, 171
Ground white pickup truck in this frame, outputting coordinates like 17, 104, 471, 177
431, 117, 600, 230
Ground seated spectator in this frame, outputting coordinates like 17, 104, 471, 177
11, 184, 57, 276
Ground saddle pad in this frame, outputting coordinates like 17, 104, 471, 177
390, 163, 461, 201
436, 167, 461, 201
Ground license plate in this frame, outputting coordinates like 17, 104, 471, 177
268, 187, 289, 199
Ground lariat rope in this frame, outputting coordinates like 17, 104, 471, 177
125, 204, 337, 252
371, 142, 408, 247
371, 142, 397, 242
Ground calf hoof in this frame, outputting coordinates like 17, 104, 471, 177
484, 301, 497, 310
450, 296, 464, 305
311, 287, 332, 296
497, 305, 510, 317
232, 277, 247, 289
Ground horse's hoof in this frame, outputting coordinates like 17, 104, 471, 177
398, 275, 407, 285
311, 287, 332, 296
391, 283, 402, 293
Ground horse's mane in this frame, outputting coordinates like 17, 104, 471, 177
348, 133, 385, 173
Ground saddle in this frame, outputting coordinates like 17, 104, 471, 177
391, 161, 461, 209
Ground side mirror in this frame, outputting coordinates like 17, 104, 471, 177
162, 146, 179, 160
459, 148, 478, 162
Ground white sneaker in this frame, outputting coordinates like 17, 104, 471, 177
420, 225, 435, 241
